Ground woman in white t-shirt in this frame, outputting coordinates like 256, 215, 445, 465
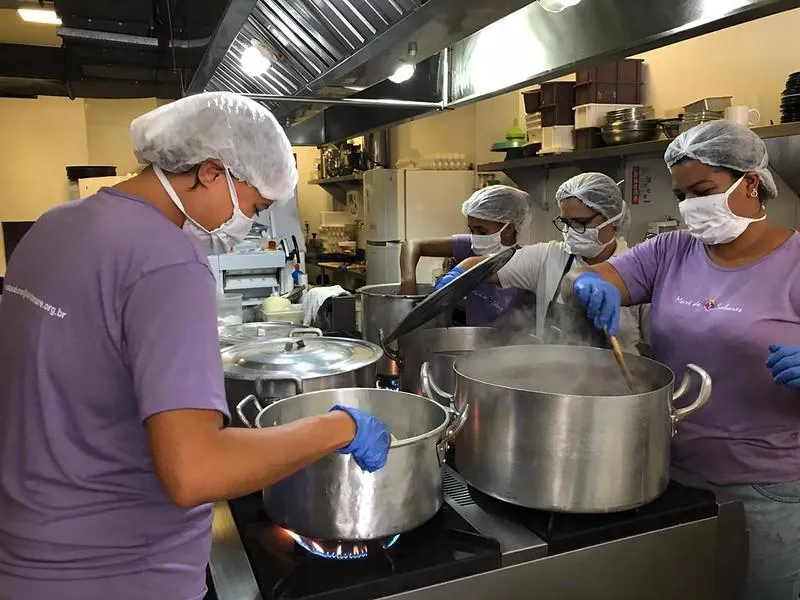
445, 172, 644, 353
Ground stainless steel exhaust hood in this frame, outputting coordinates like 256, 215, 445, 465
191, 0, 800, 145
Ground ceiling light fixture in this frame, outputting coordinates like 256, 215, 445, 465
18, 8, 62, 25
538, 0, 582, 13
388, 63, 415, 84
240, 40, 276, 77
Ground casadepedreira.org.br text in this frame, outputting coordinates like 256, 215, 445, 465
4, 284, 67, 319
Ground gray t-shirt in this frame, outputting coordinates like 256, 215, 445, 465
0, 188, 229, 600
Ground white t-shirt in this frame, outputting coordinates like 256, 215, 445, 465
496, 238, 644, 353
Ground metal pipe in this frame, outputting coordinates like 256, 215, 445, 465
56, 27, 209, 48
242, 94, 443, 108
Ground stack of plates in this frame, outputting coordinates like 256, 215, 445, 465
781, 72, 800, 123
601, 106, 660, 145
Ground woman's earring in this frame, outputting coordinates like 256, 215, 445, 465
751, 189, 758, 198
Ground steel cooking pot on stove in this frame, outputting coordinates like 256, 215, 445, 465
223, 336, 382, 426
250, 388, 468, 540
387, 327, 541, 398
422, 345, 712, 513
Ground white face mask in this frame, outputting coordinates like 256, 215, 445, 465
562, 213, 622, 259
154, 165, 254, 255
471, 223, 513, 256
678, 175, 765, 245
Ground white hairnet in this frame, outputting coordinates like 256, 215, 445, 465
664, 120, 777, 201
130, 92, 298, 205
461, 185, 533, 231
555, 173, 630, 233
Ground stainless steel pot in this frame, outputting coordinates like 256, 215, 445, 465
217, 322, 322, 348
357, 284, 450, 377
388, 327, 541, 398
223, 337, 382, 427
251, 388, 468, 540
422, 345, 712, 513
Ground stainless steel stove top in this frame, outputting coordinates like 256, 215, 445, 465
209, 466, 747, 600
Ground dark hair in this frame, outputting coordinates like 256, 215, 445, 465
675, 158, 767, 202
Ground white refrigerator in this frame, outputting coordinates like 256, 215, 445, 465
363, 169, 476, 286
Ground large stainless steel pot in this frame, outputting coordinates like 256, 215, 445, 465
389, 327, 541, 397
222, 337, 382, 427
251, 388, 468, 540
357, 284, 449, 377
422, 345, 712, 513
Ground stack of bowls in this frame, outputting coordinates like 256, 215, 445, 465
781, 72, 800, 123
601, 106, 660, 146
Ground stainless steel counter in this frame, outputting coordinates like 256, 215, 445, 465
209, 502, 261, 600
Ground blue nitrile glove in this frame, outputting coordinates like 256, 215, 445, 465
572, 272, 622, 336
767, 344, 800, 390
435, 266, 465, 291
330, 405, 391, 472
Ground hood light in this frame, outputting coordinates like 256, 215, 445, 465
18, 8, 62, 25
389, 63, 415, 84
539, 0, 582, 13
241, 40, 276, 77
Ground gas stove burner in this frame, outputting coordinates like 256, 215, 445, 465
375, 375, 400, 390
286, 530, 401, 560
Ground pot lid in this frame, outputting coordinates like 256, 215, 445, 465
218, 322, 295, 345
222, 337, 383, 380
383, 247, 516, 344
218, 322, 321, 346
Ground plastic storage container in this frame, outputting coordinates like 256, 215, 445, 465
575, 82, 643, 105
573, 103, 644, 129
540, 81, 575, 106
573, 127, 605, 151
576, 59, 643, 85
523, 89, 542, 114
541, 103, 575, 127
259, 303, 304, 324
217, 293, 243, 326
541, 126, 575, 154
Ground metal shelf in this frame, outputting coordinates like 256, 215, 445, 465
308, 173, 364, 185
477, 122, 800, 173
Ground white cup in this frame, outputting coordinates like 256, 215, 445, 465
725, 105, 761, 127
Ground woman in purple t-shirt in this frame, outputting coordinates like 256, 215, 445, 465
566, 121, 800, 600
0, 93, 390, 600
399, 185, 532, 326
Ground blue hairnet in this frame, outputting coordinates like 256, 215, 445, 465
664, 120, 777, 201
130, 92, 298, 205
461, 185, 533, 230
555, 173, 630, 233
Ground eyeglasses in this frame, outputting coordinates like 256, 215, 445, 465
552, 213, 602, 234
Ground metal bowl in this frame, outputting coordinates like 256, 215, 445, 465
605, 106, 655, 123
601, 125, 660, 145
658, 118, 682, 139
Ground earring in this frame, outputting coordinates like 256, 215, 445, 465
751, 189, 758, 198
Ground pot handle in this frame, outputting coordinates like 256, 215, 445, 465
289, 327, 323, 338
671, 363, 712, 428
255, 374, 304, 400
236, 394, 263, 428
420, 361, 453, 407
378, 327, 402, 366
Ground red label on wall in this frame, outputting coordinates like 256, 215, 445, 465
631, 166, 640, 205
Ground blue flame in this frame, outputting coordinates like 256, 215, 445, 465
292, 533, 401, 560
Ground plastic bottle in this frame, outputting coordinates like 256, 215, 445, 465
291, 263, 305, 287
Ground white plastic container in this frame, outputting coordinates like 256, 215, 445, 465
260, 303, 304, 324
573, 103, 644, 129
216, 293, 243, 326
527, 126, 543, 144
541, 126, 575, 154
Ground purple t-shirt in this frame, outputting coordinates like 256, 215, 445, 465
451, 234, 527, 326
610, 230, 800, 485
0, 188, 229, 600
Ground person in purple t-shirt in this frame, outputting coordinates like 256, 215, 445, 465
399, 185, 532, 326
0, 92, 391, 600
565, 121, 800, 600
